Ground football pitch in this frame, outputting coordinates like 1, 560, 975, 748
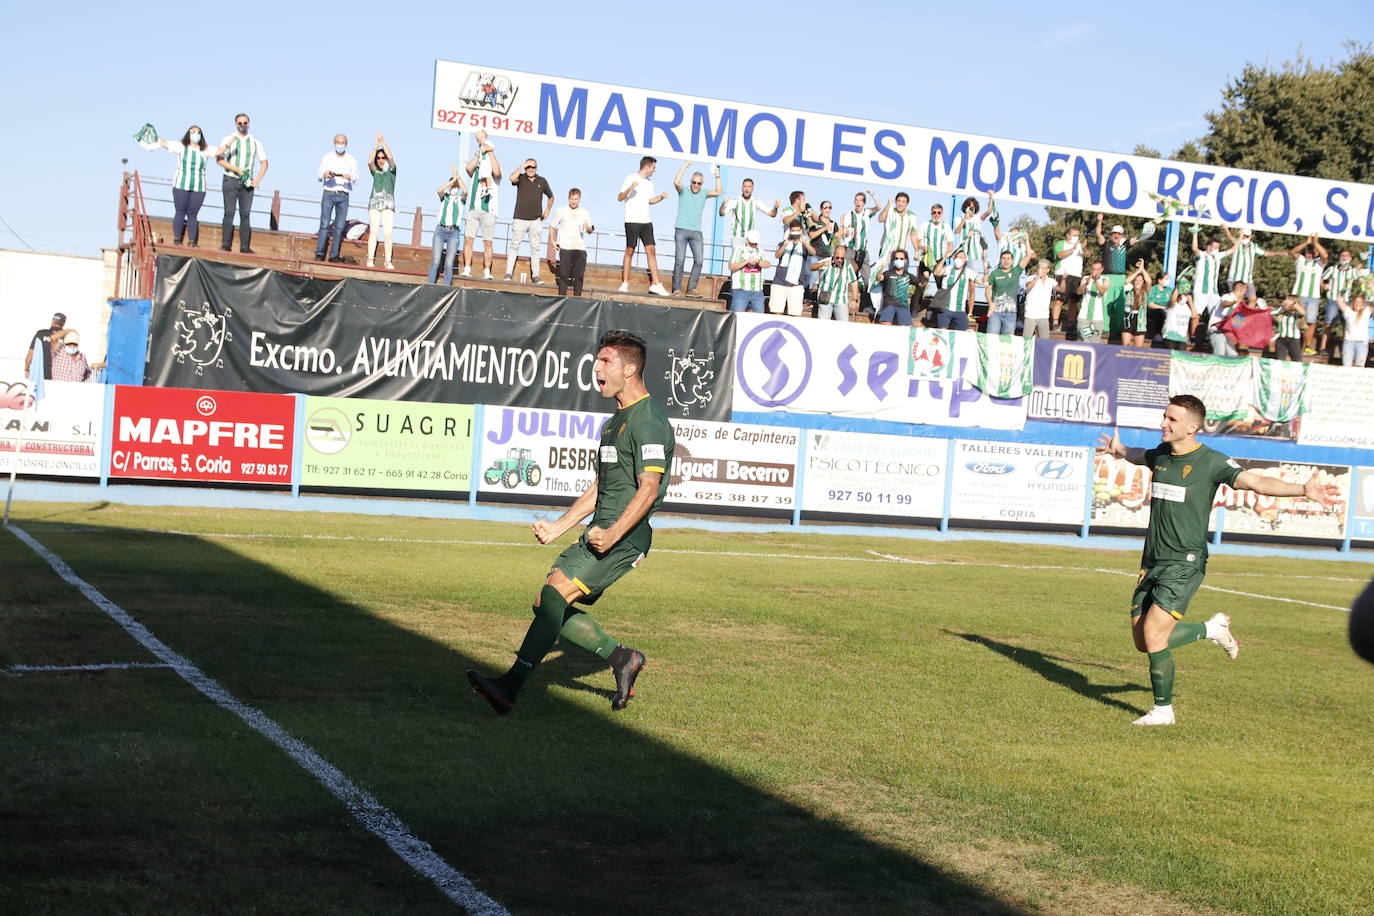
2, 501, 1371, 915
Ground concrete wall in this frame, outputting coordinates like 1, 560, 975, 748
0, 248, 109, 380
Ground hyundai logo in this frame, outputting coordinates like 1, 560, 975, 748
966, 461, 1014, 475
1036, 460, 1073, 480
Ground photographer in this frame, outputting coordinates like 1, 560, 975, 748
769, 221, 815, 316
728, 228, 771, 312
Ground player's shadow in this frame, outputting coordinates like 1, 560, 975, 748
950, 631, 1148, 715
13, 517, 1031, 916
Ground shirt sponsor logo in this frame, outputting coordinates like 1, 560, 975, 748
1151, 481, 1187, 502
600, 446, 618, 463
641, 443, 665, 460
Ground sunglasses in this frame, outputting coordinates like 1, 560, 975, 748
690, 180, 703, 186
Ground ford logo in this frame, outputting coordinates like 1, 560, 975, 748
966, 461, 1014, 475
1036, 460, 1073, 480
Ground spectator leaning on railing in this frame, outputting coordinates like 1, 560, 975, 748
366, 133, 397, 270
315, 134, 357, 263
216, 113, 268, 254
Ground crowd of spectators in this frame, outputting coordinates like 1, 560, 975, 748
136, 122, 1374, 366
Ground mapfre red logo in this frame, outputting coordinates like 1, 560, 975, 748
196, 395, 217, 416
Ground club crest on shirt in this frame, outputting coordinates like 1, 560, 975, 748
1182, 465, 1193, 479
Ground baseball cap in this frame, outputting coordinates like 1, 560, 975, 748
52, 312, 67, 325
1110, 225, 1125, 234
1240, 228, 1253, 237
64, 331, 80, 345
745, 228, 760, 245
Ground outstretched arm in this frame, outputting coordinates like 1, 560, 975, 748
1095, 427, 1149, 465
1233, 470, 1340, 505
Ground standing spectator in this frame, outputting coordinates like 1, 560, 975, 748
991, 207, 1034, 271
24, 312, 65, 380
142, 125, 217, 246
1122, 261, 1151, 348
719, 179, 780, 252
808, 201, 837, 266
813, 244, 858, 321
1094, 214, 1136, 338
505, 157, 555, 283
1161, 292, 1198, 351
1320, 249, 1361, 356
1053, 226, 1087, 332
914, 200, 953, 312
727, 229, 770, 313
1188, 228, 1228, 337
426, 167, 466, 286
314, 134, 357, 263
670, 161, 721, 295
49, 331, 101, 382
873, 250, 916, 326
839, 190, 878, 274
1337, 294, 1370, 367
366, 134, 397, 270
1288, 234, 1327, 343
460, 130, 502, 280
1221, 226, 1279, 300
984, 250, 1020, 336
1145, 266, 1173, 345
1022, 260, 1055, 339
617, 155, 670, 296
779, 191, 819, 289
954, 195, 990, 271
1271, 297, 1306, 362
935, 251, 979, 331
216, 113, 269, 254
550, 188, 594, 296
1077, 261, 1110, 343
1209, 283, 1247, 357
769, 221, 814, 317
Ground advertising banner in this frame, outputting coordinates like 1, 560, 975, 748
1026, 340, 1172, 429
1216, 459, 1350, 540
146, 257, 733, 421
1297, 364, 1374, 450
1169, 354, 1298, 439
801, 429, 946, 518
301, 396, 474, 491
432, 61, 1374, 242
110, 385, 295, 485
1350, 467, 1374, 540
666, 419, 798, 511
949, 440, 1090, 525
732, 315, 1026, 430
0, 380, 104, 477
1169, 354, 1251, 421
1109, 347, 1172, 429
1090, 452, 1154, 529
476, 405, 609, 499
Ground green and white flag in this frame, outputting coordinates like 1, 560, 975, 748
133, 123, 158, 149
1253, 358, 1308, 423
907, 328, 956, 379
975, 333, 1034, 399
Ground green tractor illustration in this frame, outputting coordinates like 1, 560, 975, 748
484, 447, 542, 489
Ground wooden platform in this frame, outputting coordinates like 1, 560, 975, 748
147, 218, 729, 311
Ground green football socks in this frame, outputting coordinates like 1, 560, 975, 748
509, 584, 570, 683
558, 611, 619, 660
1147, 649, 1175, 706
1167, 621, 1207, 649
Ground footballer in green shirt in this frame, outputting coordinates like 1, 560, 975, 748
1096, 395, 1338, 726
468, 330, 676, 715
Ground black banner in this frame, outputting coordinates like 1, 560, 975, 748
146, 256, 733, 420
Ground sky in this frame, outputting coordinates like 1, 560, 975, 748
2, 1, 1371, 259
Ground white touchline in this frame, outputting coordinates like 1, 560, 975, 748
5, 522, 509, 916
6, 662, 172, 674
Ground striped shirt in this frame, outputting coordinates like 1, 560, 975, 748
957, 215, 986, 259
1273, 303, 1302, 338
725, 197, 765, 237
1227, 241, 1266, 283
1324, 262, 1358, 300
841, 208, 871, 256
881, 209, 919, 257
1081, 275, 1109, 323
468, 151, 497, 213
217, 133, 267, 184
1001, 229, 1031, 267
919, 219, 952, 267
1291, 255, 1324, 297
817, 260, 858, 305
169, 143, 210, 192
731, 246, 766, 292
437, 187, 464, 227
1193, 249, 1225, 296
943, 265, 976, 313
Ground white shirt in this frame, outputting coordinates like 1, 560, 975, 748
1023, 275, 1054, 319
621, 172, 655, 223
1340, 303, 1370, 342
551, 205, 593, 252
1055, 238, 1084, 276
317, 151, 358, 193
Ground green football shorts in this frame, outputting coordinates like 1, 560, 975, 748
551, 533, 646, 605
1130, 563, 1205, 619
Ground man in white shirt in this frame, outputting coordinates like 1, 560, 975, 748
551, 188, 594, 296
314, 133, 357, 262
617, 156, 670, 296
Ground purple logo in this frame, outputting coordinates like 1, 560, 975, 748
735, 321, 812, 408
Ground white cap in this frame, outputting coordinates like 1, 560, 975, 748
64, 331, 80, 345
745, 228, 760, 245
1110, 225, 1125, 234
1240, 228, 1253, 237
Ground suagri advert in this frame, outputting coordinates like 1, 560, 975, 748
301, 396, 474, 491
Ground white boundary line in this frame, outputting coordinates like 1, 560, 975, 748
5, 522, 509, 916
6, 662, 172, 674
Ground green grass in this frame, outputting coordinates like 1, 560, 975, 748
2, 501, 1371, 914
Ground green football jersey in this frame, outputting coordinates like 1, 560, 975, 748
1142, 442, 1241, 567
592, 394, 676, 550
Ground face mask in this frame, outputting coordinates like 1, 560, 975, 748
953, 258, 966, 269
893, 259, 906, 268
65, 345, 78, 354
335, 144, 346, 154
189, 131, 202, 143
236, 123, 248, 134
